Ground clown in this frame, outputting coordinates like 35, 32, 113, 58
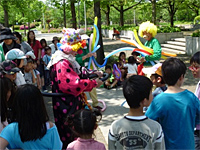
47, 28, 102, 149
138, 21, 162, 65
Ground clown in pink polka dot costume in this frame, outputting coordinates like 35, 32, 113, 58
47, 28, 103, 149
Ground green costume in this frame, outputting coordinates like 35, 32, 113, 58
0, 44, 5, 62
76, 46, 89, 67
144, 37, 162, 65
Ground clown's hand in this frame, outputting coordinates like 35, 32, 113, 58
137, 56, 146, 63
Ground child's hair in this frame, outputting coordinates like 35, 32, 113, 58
105, 65, 112, 70
128, 56, 136, 65
12, 84, 49, 142
67, 109, 102, 136
118, 52, 126, 61
151, 73, 165, 84
190, 51, 200, 64
44, 46, 51, 52
123, 75, 153, 108
162, 57, 186, 86
27, 58, 33, 64
1, 77, 16, 123
131, 51, 140, 57
40, 39, 47, 48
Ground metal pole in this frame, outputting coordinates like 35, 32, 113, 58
78, 0, 80, 28
84, 1, 87, 31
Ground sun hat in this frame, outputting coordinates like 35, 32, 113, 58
5, 49, 26, 60
142, 63, 162, 76
0, 28, 17, 41
25, 51, 36, 59
0, 60, 20, 75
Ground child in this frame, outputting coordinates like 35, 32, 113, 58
5, 48, 27, 86
108, 75, 165, 149
43, 46, 51, 88
146, 57, 200, 149
189, 51, 200, 150
0, 77, 16, 133
67, 109, 106, 150
104, 65, 118, 89
123, 56, 137, 78
142, 63, 167, 98
0, 84, 62, 149
24, 58, 36, 84
118, 52, 127, 80
112, 28, 120, 40
32, 60, 42, 90
0, 60, 20, 82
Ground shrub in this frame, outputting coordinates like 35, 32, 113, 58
13, 25, 21, 30
192, 30, 200, 37
19, 23, 35, 30
194, 16, 200, 24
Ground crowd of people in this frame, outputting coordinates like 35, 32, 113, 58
0, 21, 200, 150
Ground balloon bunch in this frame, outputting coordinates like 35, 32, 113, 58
87, 17, 107, 70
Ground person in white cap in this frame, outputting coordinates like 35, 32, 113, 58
142, 63, 167, 98
5, 49, 27, 86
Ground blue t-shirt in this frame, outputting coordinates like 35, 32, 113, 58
146, 90, 200, 149
43, 54, 51, 70
0, 122, 62, 149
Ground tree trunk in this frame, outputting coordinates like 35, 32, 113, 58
152, 0, 156, 24
3, 3, 9, 27
71, 1, 77, 29
120, 6, 124, 26
94, 0, 105, 64
170, 13, 174, 27
106, 5, 110, 25
22, 13, 26, 36
63, 0, 66, 27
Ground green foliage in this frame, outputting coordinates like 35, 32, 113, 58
13, 25, 21, 30
106, 55, 118, 67
102, 25, 181, 33
194, 16, 200, 24
192, 30, 200, 37
41, 28, 62, 33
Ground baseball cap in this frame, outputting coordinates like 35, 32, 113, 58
142, 63, 162, 76
5, 49, 26, 60
0, 60, 20, 75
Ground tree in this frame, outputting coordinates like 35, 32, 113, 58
159, 0, 185, 27
70, 0, 77, 29
0, 0, 10, 27
149, 0, 156, 24
185, 0, 200, 16
94, 0, 104, 64
101, 0, 111, 25
111, 0, 142, 26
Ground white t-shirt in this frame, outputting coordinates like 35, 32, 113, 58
15, 71, 26, 86
123, 63, 137, 74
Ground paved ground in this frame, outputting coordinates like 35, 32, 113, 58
38, 33, 198, 150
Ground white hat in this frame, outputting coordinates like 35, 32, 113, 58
25, 51, 36, 59
142, 63, 162, 76
5, 49, 26, 60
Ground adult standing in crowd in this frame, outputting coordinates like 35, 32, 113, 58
27, 30, 42, 64
0, 28, 23, 55
13, 31, 33, 54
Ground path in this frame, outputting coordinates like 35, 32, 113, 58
38, 33, 198, 150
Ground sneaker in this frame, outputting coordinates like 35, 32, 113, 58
43, 90, 48, 93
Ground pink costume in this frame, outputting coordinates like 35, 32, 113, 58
67, 138, 106, 150
47, 28, 97, 149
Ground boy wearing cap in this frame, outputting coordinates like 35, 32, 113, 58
142, 63, 167, 98
145, 57, 200, 149
0, 60, 20, 82
5, 49, 27, 86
